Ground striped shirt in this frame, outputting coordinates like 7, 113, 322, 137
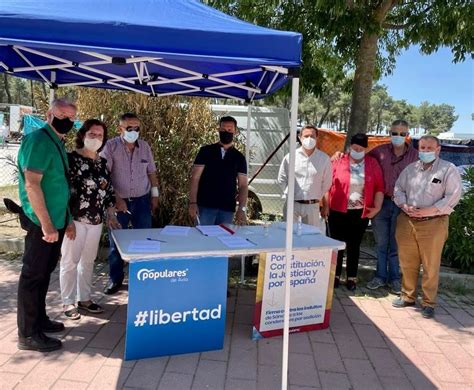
100, 136, 157, 199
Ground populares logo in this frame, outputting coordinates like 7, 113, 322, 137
137, 268, 189, 281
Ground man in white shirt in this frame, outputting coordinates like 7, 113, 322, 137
278, 125, 332, 234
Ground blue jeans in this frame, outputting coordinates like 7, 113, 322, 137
198, 206, 234, 225
372, 198, 401, 283
108, 194, 152, 284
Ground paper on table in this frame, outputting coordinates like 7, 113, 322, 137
217, 235, 254, 248
128, 240, 161, 253
196, 225, 231, 237
160, 225, 191, 236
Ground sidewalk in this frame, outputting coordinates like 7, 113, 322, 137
0, 256, 473, 390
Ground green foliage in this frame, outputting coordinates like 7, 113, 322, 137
443, 167, 474, 274
207, 0, 472, 138
75, 88, 219, 227
417, 102, 458, 135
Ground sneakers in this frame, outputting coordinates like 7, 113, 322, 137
390, 280, 401, 295
392, 298, 415, 308
104, 280, 122, 295
18, 332, 62, 352
421, 306, 435, 319
78, 301, 104, 314
367, 277, 385, 290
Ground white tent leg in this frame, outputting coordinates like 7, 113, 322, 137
240, 104, 252, 285
281, 77, 299, 390
49, 71, 56, 104
246, 104, 252, 172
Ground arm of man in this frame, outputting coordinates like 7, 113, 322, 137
321, 157, 333, 196
277, 155, 289, 194
188, 165, 204, 220
24, 170, 58, 242
411, 164, 463, 217
145, 143, 159, 213
393, 166, 415, 216
148, 172, 159, 212
236, 173, 248, 225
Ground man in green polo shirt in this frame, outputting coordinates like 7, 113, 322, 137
17, 98, 76, 352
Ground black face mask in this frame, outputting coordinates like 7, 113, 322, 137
219, 131, 234, 145
52, 116, 74, 134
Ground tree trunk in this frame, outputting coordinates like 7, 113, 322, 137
318, 104, 331, 127
3, 74, 12, 103
346, 31, 378, 144
346, 0, 397, 148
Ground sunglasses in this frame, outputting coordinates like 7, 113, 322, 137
125, 126, 140, 132
391, 131, 407, 137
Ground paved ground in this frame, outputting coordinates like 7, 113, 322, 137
0, 256, 473, 390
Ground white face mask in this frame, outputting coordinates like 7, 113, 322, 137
83, 137, 102, 153
391, 135, 405, 146
350, 149, 365, 160
123, 130, 139, 144
301, 137, 316, 150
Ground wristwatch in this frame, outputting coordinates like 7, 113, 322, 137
239, 207, 247, 212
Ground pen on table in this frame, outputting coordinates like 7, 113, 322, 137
246, 238, 257, 246
124, 210, 132, 215
196, 214, 201, 226
146, 237, 167, 243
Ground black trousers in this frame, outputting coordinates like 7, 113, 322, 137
328, 209, 369, 279
17, 222, 65, 337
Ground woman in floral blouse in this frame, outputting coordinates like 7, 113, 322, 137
60, 119, 120, 319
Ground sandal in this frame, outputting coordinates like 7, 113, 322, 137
78, 301, 104, 314
64, 305, 81, 320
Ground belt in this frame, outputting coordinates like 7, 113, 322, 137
408, 215, 447, 222
126, 194, 148, 202
295, 199, 319, 204
384, 195, 393, 200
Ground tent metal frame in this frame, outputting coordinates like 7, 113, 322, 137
1, 43, 300, 390
0, 45, 288, 101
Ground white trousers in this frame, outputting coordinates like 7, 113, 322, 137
283, 201, 326, 235
60, 221, 103, 305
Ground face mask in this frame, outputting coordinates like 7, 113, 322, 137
350, 149, 365, 160
391, 135, 405, 146
419, 151, 436, 164
52, 116, 74, 134
301, 137, 316, 150
219, 131, 234, 145
123, 130, 139, 144
83, 137, 102, 153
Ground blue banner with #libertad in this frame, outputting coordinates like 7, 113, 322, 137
125, 257, 228, 360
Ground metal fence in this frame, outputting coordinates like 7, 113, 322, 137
0, 142, 19, 210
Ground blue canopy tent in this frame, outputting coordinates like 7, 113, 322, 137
0, 1, 303, 388
0, 0, 301, 100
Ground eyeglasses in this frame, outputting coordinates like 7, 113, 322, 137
391, 131, 407, 137
125, 126, 140, 132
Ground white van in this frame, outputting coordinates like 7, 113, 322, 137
211, 104, 290, 217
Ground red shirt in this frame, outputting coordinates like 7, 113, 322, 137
329, 154, 384, 218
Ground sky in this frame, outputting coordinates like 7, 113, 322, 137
380, 45, 474, 134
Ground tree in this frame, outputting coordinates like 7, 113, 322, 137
418, 101, 458, 135
206, 0, 473, 146
368, 85, 393, 134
